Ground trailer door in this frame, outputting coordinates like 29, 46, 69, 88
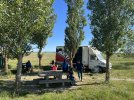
73, 47, 82, 64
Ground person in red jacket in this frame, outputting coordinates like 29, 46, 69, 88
52, 64, 57, 70
51, 63, 58, 79
50, 60, 58, 70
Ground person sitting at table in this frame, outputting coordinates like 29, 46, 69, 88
26, 60, 33, 73
50, 60, 55, 70
51, 64, 58, 71
50, 60, 58, 71
51, 64, 58, 79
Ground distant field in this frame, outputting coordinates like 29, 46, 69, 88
110, 54, 134, 78
8, 52, 56, 69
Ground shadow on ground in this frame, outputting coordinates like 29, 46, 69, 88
0, 80, 15, 96
0, 78, 103, 97
0, 79, 71, 96
0, 65, 105, 97
10, 65, 55, 75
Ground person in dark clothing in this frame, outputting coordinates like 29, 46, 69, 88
68, 68, 75, 85
26, 60, 32, 73
51, 60, 55, 65
62, 60, 69, 79
62, 60, 69, 72
76, 61, 83, 81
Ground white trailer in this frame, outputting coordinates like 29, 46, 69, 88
56, 46, 112, 73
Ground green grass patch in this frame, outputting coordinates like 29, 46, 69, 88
0, 81, 134, 100
109, 54, 134, 78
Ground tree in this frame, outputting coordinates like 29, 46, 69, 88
0, 0, 49, 92
0, 1, 14, 73
0, 23, 9, 73
64, 0, 86, 67
0, 2, 21, 73
4, 0, 36, 92
31, 0, 56, 68
87, 0, 134, 82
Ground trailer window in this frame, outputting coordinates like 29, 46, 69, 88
97, 52, 104, 60
90, 55, 97, 60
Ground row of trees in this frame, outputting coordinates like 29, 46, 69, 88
0, 0, 56, 92
0, 0, 134, 92
65, 0, 134, 83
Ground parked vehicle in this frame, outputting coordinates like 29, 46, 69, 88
56, 46, 112, 73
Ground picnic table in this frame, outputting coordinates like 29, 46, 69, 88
38, 70, 72, 87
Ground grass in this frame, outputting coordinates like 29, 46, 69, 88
0, 53, 134, 100
35, 81, 134, 100
0, 81, 134, 100
110, 54, 134, 78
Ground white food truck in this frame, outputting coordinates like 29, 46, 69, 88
56, 46, 112, 73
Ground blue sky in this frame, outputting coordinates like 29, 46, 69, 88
34, 0, 92, 52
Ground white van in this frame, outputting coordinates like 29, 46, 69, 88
56, 46, 112, 73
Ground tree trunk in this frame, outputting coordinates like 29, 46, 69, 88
105, 53, 110, 83
70, 52, 73, 68
15, 54, 23, 92
38, 49, 42, 68
4, 54, 8, 73
38, 56, 42, 68
70, 58, 73, 68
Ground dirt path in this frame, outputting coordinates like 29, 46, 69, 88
21, 72, 134, 87
1, 72, 134, 94
111, 78, 134, 82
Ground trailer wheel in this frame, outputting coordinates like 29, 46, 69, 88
97, 66, 103, 73
98, 66, 106, 73
91, 67, 100, 73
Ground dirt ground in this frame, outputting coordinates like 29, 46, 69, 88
19, 71, 105, 94
1, 70, 133, 95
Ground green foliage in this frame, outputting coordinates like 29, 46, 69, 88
64, 0, 86, 59
88, 0, 134, 55
0, 0, 35, 58
31, 0, 56, 51
30, 0, 56, 67
87, 0, 134, 82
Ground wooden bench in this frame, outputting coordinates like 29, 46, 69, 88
39, 79, 72, 87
